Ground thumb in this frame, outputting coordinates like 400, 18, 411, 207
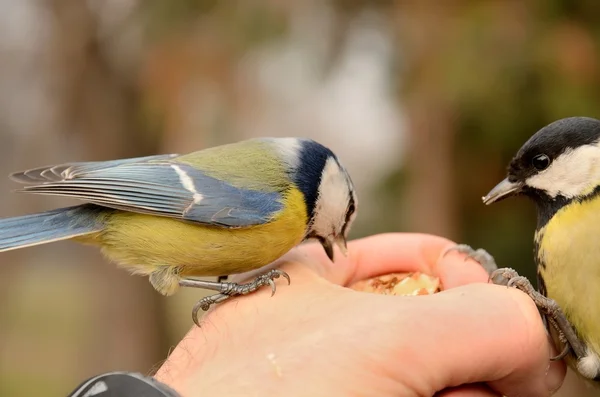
376, 283, 565, 397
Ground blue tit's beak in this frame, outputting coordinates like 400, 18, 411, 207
482, 178, 523, 205
336, 235, 348, 257
320, 238, 334, 262
319, 235, 348, 262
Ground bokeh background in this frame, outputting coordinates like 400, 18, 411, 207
0, 1, 599, 395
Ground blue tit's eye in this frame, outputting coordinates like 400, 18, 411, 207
532, 154, 550, 171
347, 200, 355, 217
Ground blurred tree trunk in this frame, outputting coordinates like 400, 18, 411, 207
0, 2, 165, 394
394, 3, 459, 239
48, 0, 165, 375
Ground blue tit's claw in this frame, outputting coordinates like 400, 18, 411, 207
191, 293, 228, 326
185, 269, 292, 326
268, 279, 276, 296
444, 244, 498, 275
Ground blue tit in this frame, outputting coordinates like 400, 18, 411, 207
483, 117, 600, 385
0, 137, 357, 325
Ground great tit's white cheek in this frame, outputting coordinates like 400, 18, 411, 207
526, 144, 600, 198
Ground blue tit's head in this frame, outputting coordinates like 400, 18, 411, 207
270, 138, 357, 261
483, 117, 600, 223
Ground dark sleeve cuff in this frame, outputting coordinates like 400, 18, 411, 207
67, 371, 181, 397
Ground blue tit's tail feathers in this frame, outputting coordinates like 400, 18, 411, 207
0, 204, 106, 252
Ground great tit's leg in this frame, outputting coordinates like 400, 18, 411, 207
179, 269, 291, 326
217, 275, 229, 283
490, 267, 588, 361
443, 244, 498, 275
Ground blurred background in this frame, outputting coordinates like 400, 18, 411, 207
0, 0, 599, 395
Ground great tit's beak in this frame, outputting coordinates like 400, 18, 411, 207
319, 235, 348, 262
482, 178, 523, 205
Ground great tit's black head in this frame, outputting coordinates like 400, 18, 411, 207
483, 117, 600, 212
279, 138, 357, 262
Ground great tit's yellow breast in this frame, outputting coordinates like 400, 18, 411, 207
93, 187, 309, 277
537, 197, 600, 355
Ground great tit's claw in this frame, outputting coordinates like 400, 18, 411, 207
181, 269, 291, 326
489, 267, 588, 362
443, 244, 498, 275
551, 344, 571, 362
489, 267, 518, 286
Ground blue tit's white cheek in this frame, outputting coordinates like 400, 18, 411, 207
525, 143, 600, 198
311, 157, 352, 236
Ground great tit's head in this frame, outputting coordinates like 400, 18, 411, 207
276, 138, 357, 262
483, 117, 600, 211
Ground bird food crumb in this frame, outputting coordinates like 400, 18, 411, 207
350, 272, 440, 296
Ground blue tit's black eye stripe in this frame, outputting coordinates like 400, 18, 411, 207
292, 139, 335, 221
13, 158, 283, 228
341, 194, 355, 237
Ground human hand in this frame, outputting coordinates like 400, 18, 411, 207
155, 233, 565, 397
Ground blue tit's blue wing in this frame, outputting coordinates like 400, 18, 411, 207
9, 155, 284, 228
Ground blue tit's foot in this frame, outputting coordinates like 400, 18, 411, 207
180, 269, 291, 326
443, 244, 498, 275
489, 267, 586, 363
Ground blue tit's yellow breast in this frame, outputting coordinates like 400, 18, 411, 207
89, 187, 309, 277
537, 196, 600, 355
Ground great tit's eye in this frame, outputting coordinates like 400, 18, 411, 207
532, 154, 550, 171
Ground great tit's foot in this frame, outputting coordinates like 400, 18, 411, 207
217, 275, 229, 283
489, 267, 588, 361
443, 244, 498, 274
180, 269, 291, 326
489, 267, 519, 286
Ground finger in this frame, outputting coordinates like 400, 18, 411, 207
435, 384, 502, 397
436, 248, 491, 289
384, 283, 566, 397
285, 233, 490, 287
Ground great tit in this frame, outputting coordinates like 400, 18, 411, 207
482, 117, 600, 383
0, 137, 357, 325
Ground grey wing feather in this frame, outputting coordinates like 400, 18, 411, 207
10, 156, 284, 228
9, 154, 178, 184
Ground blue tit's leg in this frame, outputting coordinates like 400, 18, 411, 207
443, 244, 498, 275
179, 269, 291, 326
490, 268, 587, 362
